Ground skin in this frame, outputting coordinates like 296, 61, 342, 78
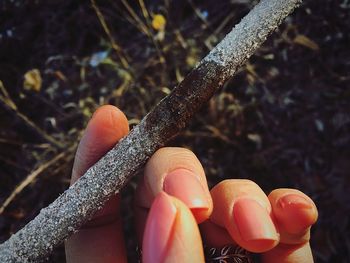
65, 105, 318, 263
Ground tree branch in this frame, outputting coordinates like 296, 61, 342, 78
0, 0, 302, 262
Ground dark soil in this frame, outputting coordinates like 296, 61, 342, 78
0, 0, 349, 262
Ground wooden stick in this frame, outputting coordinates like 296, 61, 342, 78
0, 1, 302, 261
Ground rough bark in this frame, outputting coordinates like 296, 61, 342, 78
0, 0, 302, 262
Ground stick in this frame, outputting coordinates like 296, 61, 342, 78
0, 1, 302, 261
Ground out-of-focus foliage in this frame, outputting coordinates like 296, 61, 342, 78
0, 0, 349, 262
23, 69, 42, 92
152, 14, 166, 31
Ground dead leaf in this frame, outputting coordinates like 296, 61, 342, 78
23, 69, 42, 92
152, 14, 166, 31
294, 35, 319, 51
247, 133, 262, 149
186, 55, 198, 67
54, 71, 67, 82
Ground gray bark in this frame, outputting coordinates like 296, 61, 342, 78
0, 0, 302, 262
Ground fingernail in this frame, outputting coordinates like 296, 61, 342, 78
233, 198, 278, 242
278, 194, 313, 210
163, 168, 209, 210
142, 192, 177, 263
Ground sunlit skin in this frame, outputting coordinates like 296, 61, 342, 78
65, 105, 318, 263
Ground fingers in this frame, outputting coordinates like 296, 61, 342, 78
261, 189, 318, 263
135, 148, 211, 262
200, 219, 235, 248
71, 105, 129, 183
209, 180, 279, 253
268, 189, 317, 243
65, 105, 129, 263
136, 147, 213, 223
205, 180, 318, 262
142, 192, 205, 263
65, 221, 127, 263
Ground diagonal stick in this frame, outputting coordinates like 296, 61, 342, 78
0, 1, 302, 262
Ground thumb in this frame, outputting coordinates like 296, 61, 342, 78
142, 192, 205, 263
65, 105, 129, 263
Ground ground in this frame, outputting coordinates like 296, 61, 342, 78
0, 0, 349, 262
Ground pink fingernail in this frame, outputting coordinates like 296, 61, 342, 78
233, 198, 278, 242
163, 168, 209, 210
142, 192, 177, 263
278, 194, 313, 210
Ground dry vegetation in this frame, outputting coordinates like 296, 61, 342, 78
0, 0, 349, 262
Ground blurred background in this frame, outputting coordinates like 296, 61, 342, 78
0, 0, 349, 262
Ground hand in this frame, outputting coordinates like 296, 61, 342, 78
65, 105, 318, 263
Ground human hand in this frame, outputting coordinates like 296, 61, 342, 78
65, 105, 318, 263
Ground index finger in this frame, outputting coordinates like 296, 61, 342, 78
135, 147, 213, 223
